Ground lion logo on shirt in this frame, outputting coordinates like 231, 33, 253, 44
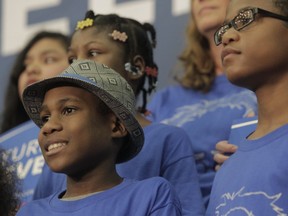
215, 187, 286, 216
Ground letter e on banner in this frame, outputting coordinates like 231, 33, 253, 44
1, 0, 69, 56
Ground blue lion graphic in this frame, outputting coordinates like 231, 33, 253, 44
215, 187, 287, 216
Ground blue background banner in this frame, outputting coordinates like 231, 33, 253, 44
0, 0, 190, 113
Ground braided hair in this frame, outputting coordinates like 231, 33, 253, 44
79, 11, 158, 114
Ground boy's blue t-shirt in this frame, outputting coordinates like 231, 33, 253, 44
118, 123, 204, 215
206, 124, 288, 215
147, 75, 258, 205
33, 123, 205, 215
17, 177, 182, 216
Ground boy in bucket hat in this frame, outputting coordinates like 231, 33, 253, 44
16, 60, 182, 216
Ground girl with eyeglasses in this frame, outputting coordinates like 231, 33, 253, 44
206, 0, 288, 215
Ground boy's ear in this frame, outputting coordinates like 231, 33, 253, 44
111, 118, 128, 138
128, 55, 145, 80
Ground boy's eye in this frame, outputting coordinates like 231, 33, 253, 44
63, 107, 76, 115
40, 115, 50, 124
89, 50, 99, 57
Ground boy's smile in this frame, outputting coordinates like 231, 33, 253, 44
45, 141, 67, 155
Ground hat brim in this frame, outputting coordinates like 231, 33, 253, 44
22, 73, 144, 163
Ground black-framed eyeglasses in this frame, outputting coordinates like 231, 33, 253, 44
214, 7, 288, 46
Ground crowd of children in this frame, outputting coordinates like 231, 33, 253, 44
1, 0, 288, 215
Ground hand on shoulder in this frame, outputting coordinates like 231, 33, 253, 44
213, 140, 238, 171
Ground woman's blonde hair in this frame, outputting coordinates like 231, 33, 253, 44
178, 14, 216, 92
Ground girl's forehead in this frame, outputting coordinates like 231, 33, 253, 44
229, 0, 274, 11
73, 27, 113, 41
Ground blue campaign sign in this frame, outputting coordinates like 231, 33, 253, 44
0, 120, 43, 203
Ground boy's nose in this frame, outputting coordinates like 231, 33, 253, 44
41, 116, 63, 135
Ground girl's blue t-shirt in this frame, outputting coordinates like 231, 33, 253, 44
147, 75, 258, 205
206, 124, 288, 215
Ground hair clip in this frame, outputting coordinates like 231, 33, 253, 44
75, 18, 94, 30
125, 63, 142, 76
145, 66, 158, 78
109, 30, 128, 42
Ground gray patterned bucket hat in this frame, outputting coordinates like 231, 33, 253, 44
22, 60, 144, 163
